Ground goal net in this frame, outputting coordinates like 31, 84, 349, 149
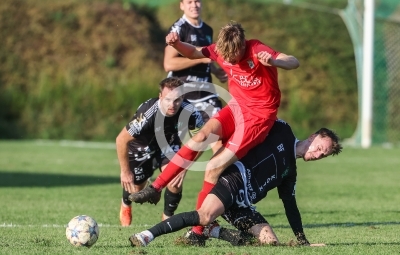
344, 0, 400, 146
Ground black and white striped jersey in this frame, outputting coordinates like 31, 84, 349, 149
232, 119, 299, 205
167, 15, 218, 99
125, 98, 204, 159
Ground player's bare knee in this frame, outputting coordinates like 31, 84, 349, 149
250, 224, 279, 245
259, 234, 279, 245
135, 182, 147, 193
166, 184, 182, 193
196, 209, 214, 226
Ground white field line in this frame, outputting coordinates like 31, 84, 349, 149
0, 222, 233, 228
3, 222, 397, 229
0, 223, 153, 228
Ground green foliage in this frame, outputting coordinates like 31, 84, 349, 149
0, 0, 358, 140
0, 0, 166, 140
0, 141, 399, 254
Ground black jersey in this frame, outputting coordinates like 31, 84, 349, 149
125, 98, 204, 159
213, 120, 307, 239
233, 119, 298, 206
167, 16, 217, 99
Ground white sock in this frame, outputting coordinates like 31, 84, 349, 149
141, 230, 154, 242
209, 226, 220, 238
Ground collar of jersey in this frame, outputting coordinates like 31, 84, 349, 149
182, 14, 203, 28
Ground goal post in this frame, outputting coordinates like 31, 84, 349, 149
341, 0, 400, 147
259, 0, 400, 147
340, 0, 374, 148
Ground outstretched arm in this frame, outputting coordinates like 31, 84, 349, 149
256, 52, 300, 70
274, 53, 300, 70
166, 32, 207, 59
281, 197, 310, 245
163, 45, 211, 72
281, 197, 325, 246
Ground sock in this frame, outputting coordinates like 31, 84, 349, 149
152, 145, 198, 191
141, 230, 154, 242
148, 211, 200, 238
192, 181, 216, 235
122, 189, 132, 206
163, 188, 182, 217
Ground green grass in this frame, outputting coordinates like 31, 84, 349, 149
0, 140, 399, 254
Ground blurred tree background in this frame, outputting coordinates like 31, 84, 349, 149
0, 0, 357, 141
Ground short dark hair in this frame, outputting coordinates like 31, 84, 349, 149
159, 77, 184, 93
315, 128, 343, 156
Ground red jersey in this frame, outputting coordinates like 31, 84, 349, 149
202, 39, 281, 118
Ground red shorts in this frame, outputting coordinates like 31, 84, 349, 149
212, 103, 277, 159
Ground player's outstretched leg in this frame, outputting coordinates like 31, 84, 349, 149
129, 185, 161, 205
183, 221, 245, 246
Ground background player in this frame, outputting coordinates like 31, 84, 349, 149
161, 0, 227, 221
164, 0, 227, 124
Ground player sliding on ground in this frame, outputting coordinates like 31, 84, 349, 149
129, 120, 343, 247
130, 22, 300, 241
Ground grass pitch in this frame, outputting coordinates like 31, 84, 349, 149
0, 140, 399, 255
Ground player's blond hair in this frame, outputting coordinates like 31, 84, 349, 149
215, 22, 246, 63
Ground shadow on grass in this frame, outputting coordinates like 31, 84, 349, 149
328, 242, 400, 246
303, 221, 400, 228
269, 221, 400, 229
0, 171, 119, 187
262, 211, 400, 228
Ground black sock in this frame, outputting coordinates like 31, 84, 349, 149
148, 211, 200, 238
122, 189, 131, 206
163, 188, 182, 216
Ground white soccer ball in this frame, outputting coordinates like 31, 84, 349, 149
66, 215, 99, 247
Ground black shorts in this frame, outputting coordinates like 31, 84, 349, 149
129, 152, 162, 185
209, 165, 268, 232
129, 145, 181, 185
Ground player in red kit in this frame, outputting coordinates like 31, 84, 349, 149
130, 22, 300, 241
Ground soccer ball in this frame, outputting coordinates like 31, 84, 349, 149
66, 215, 99, 247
